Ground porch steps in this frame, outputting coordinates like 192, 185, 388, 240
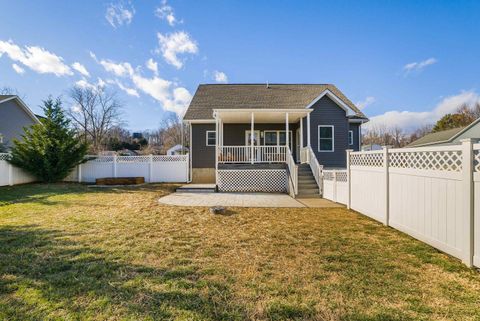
176, 184, 217, 193
296, 164, 321, 198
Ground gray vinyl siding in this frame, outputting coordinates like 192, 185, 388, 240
0, 99, 37, 148
191, 124, 216, 168
349, 123, 361, 151
302, 96, 349, 167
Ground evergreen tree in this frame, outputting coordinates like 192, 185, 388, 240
9, 97, 88, 182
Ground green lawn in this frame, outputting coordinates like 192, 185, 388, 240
0, 183, 479, 320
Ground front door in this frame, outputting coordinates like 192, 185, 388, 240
245, 130, 260, 146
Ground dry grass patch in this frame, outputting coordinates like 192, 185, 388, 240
0, 183, 479, 320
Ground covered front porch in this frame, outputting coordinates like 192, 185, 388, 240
213, 109, 323, 196
214, 109, 313, 165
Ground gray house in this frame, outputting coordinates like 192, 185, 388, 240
182, 84, 368, 196
0, 95, 40, 149
408, 118, 480, 147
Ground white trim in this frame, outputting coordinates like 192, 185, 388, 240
318, 125, 335, 152
305, 89, 356, 116
213, 108, 312, 113
187, 119, 216, 124
348, 118, 368, 123
348, 130, 354, 146
0, 96, 41, 124
358, 125, 361, 150
206, 130, 216, 146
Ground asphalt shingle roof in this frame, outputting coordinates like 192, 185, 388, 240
0, 95, 15, 101
407, 127, 465, 147
183, 84, 367, 120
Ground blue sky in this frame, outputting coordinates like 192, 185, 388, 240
1, 0, 480, 132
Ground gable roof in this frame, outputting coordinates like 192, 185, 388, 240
183, 84, 367, 120
0, 95, 41, 124
407, 127, 466, 147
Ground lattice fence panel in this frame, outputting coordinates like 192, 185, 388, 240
335, 171, 348, 182
85, 156, 114, 163
0, 153, 10, 161
153, 155, 188, 162
117, 156, 149, 163
350, 152, 384, 167
389, 150, 462, 172
217, 169, 287, 193
322, 171, 335, 181
474, 149, 480, 172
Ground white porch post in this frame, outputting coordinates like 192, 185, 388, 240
300, 117, 303, 149
285, 112, 289, 151
307, 113, 311, 147
215, 114, 219, 184
250, 112, 254, 164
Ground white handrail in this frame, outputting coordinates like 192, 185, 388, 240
304, 146, 323, 195
286, 146, 298, 195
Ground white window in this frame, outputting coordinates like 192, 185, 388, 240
348, 130, 353, 145
206, 130, 216, 146
318, 125, 334, 152
263, 130, 292, 150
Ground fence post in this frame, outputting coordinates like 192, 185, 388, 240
346, 149, 352, 209
461, 139, 474, 267
149, 154, 153, 183
384, 147, 390, 226
113, 155, 117, 178
8, 163, 13, 186
333, 171, 337, 202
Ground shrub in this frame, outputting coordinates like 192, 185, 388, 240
9, 97, 88, 182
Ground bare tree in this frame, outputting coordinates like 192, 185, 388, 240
67, 86, 123, 153
147, 114, 189, 154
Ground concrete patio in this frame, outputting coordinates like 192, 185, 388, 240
159, 190, 344, 208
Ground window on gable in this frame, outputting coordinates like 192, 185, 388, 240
206, 131, 216, 146
318, 126, 334, 152
348, 130, 353, 145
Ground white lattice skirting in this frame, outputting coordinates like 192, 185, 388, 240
217, 169, 288, 193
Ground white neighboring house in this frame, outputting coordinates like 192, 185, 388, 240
0, 95, 41, 149
167, 144, 188, 155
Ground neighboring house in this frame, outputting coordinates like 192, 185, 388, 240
0, 95, 40, 149
362, 144, 384, 151
408, 118, 480, 147
167, 144, 188, 155
182, 84, 368, 195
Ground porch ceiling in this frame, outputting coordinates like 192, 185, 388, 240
214, 109, 311, 123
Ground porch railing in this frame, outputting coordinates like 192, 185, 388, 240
286, 147, 298, 196
218, 146, 287, 163
300, 146, 323, 194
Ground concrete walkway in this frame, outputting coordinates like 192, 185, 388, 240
159, 192, 344, 208
159, 192, 305, 207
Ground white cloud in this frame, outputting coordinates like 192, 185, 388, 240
356, 96, 375, 110
105, 2, 135, 28
131, 73, 191, 115
115, 80, 139, 97
213, 70, 228, 83
12, 63, 25, 74
146, 58, 158, 75
0, 39, 73, 76
155, 0, 181, 26
93, 54, 192, 115
71, 62, 90, 77
75, 77, 107, 90
364, 90, 480, 133
156, 31, 198, 69
403, 57, 437, 75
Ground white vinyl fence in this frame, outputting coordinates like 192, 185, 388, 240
324, 139, 479, 268
1, 154, 189, 186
